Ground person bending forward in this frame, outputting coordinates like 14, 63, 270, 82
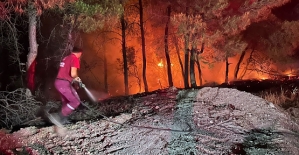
48, 47, 83, 127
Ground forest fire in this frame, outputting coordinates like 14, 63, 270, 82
0, 0, 298, 98
256, 73, 298, 82
260, 77, 268, 81
284, 70, 297, 79
52, 0, 299, 97
2, 0, 299, 154
157, 59, 164, 68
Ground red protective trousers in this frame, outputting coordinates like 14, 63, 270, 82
54, 79, 80, 116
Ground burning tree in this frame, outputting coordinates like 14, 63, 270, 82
144, 0, 294, 87
146, 2, 175, 88
97, 0, 149, 94
172, 13, 205, 87
241, 19, 299, 79
170, 0, 208, 88
137, 0, 149, 92
116, 47, 142, 93
87, 0, 141, 95
261, 20, 299, 64
122, 0, 297, 90
231, 0, 299, 80
201, 0, 293, 83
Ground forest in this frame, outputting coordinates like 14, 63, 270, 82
0, 0, 299, 97
1, 1, 299, 154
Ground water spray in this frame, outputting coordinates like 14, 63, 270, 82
78, 82, 97, 103
82, 85, 98, 103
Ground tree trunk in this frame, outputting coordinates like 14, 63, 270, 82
195, 59, 202, 86
196, 43, 204, 86
190, 48, 196, 87
225, 54, 229, 83
133, 65, 142, 92
184, 36, 190, 88
103, 48, 108, 93
139, 0, 148, 92
164, 5, 173, 87
240, 48, 255, 79
234, 47, 247, 80
121, 13, 129, 95
173, 35, 184, 87
0, 47, 9, 90
27, 3, 37, 94
183, 6, 190, 88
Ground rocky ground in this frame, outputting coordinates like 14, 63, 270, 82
1, 87, 299, 155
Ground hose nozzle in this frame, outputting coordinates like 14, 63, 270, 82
79, 82, 86, 88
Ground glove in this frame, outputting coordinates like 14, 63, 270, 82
72, 77, 84, 89
74, 77, 82, 82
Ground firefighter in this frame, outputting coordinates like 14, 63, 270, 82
47, 47, 83, 127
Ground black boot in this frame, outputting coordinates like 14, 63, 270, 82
59, 112, 71, 124
47, 112, 68, 127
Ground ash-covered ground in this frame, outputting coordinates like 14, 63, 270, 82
1, 86, 299, 155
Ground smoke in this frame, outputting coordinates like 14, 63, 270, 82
79, 16, 299, 96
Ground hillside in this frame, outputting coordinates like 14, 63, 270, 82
1, 87, 299, 155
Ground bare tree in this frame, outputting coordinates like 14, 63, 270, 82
0, 16, 26, 90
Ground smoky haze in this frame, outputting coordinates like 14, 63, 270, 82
35, 0, 299, 98
79, 29, 296, 96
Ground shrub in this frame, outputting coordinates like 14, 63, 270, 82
260, 87, 298, 108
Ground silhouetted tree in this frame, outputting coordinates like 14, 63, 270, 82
195, 43, 204, 86
164, 5, 174, 87
138, 0, 149, 92
172, 8, 205, 88
145, 0, 175, 88
120, 9, 129, 95
234, 46, 248, 80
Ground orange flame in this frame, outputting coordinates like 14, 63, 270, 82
158, 59, 163, 68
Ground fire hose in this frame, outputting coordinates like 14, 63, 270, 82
76, 80, 194, 133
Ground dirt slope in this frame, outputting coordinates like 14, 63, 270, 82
1, 87, 299, 155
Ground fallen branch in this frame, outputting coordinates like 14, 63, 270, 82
0, 88, 42, 129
